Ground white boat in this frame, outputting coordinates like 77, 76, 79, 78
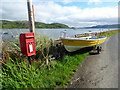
60, 33, 107, 52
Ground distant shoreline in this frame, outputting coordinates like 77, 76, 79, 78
0, 20, 71, 29
1, 20, 119, 29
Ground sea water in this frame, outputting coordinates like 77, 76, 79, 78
0, 28, 117, 41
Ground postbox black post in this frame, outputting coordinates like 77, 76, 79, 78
28, 56, 31, 65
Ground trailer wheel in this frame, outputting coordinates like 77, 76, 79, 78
100, 46, 102, 51
97, 46, 101, 54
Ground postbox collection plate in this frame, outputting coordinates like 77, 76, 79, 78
29, 44, 33, 53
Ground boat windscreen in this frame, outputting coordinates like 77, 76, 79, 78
99, 36, 106, 38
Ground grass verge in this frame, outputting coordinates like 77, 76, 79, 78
2, 52, 88, 88
97, 29, 120, 37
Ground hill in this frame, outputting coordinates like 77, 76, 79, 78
0, 20, 70, 29
87, 24, 119, 28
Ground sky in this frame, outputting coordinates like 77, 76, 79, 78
0, 0, 119, 27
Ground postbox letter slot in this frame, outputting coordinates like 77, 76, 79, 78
26, 41, 35, 44
25, 36, 34, 38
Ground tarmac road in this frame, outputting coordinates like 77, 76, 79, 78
67, 33, 119, 88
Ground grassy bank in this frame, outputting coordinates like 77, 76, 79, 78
97, 30, 120, 37
1, 30, 119, 89
2, 53, 88, 88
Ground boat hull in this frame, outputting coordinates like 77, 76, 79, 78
64, 45, 91, 52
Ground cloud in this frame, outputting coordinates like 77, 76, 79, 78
1, 0, 118, 27
34, 2, 117, 27
1, 1, 28, 21
1, 0, 25, 2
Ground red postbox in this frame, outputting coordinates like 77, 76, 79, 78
19, 33, 36, 56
